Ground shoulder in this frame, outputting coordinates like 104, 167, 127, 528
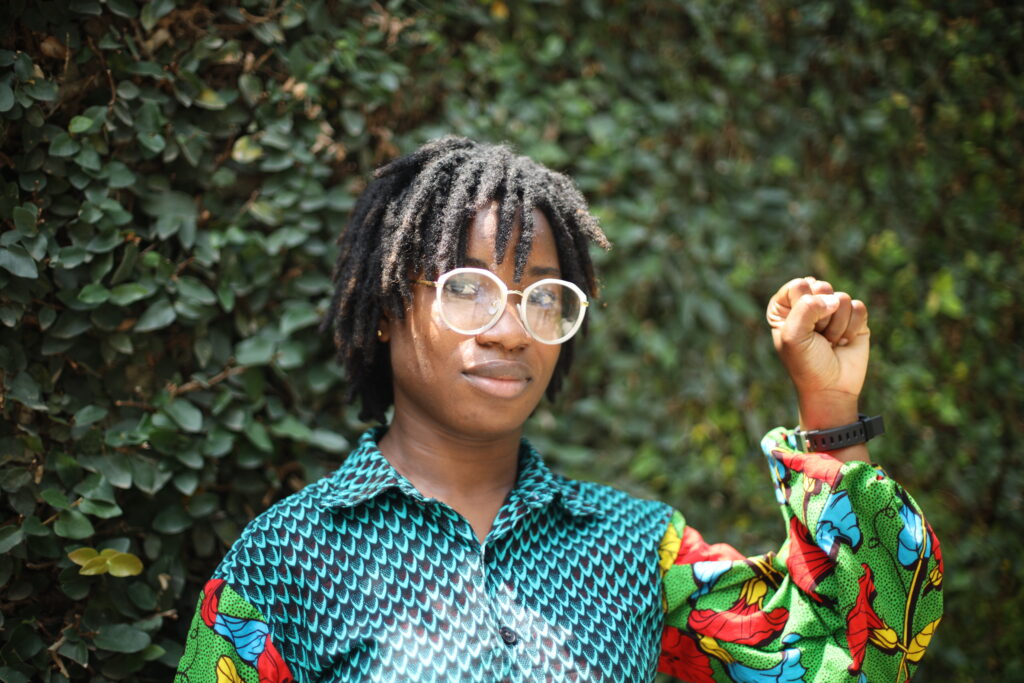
215, 470, 339, 571
219, 428, 390, 556
556, 475, 674, 534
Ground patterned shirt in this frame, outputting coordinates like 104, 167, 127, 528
176, 427, 943, 683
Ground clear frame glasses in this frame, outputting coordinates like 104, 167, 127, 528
414, 267, 589, 345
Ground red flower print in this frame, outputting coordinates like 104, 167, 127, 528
688, 576, 789, 647
659, 626, 716, 683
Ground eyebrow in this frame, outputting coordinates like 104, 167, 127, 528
463, 257, 561, 278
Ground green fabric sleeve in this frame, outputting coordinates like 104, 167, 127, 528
657, 427, 943, 683
175, 578, 293, 683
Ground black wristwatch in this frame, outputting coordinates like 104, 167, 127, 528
794, 414, 885, 452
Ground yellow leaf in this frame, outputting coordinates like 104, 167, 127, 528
739, 576, 768, 606
906, 617, 942, 662
196, 89, 227, 111
79, 556, 109, 575
68, 547, 98, 566
869, 626, 899, 650
698, 635, 736, 663
658, 524, 681, 574
215, 656, 243, 683
928, 566, 943, 589
490, 1, 509, 20
231, 136, 263, 164
108, 552, 144, 577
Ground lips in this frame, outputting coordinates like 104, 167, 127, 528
462, 360, 532, 398
463, 360, 532, 381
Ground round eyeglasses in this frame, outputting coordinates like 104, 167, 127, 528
414, 267, 589, 345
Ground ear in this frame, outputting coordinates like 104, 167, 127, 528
377, 316, 391, 343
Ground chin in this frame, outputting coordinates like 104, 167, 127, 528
457, 400, 540, 437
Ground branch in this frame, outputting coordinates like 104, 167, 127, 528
167, 363, 247, 397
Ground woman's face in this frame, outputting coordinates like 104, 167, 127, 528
384, 203, 564, 439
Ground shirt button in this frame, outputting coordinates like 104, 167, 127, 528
498, 626, 518, 646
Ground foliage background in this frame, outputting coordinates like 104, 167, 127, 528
1, 0, 1020, 680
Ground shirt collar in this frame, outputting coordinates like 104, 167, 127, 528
318, 427, 600, 519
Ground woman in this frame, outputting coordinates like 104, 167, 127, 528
175, 137, 942, 682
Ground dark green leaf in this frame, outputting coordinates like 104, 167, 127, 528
0, 247, 38, 279
341, 110, 365, 136
279, 301, 319, 336
270, 415, 312, 440
235, 335, 275, 365
58, 638, 89, 668
107, 0, 138, 18
49, 132, 80, 156
238, 73, 262, 106
105, 161, 136, 189
202, 428, 234, 457
79, 498, 123, 518
140, 0, 175, 30
70, 0, 102, 15
174, 470, 198, 495
176, 276, 216, 305
128, 582, 157, 610
75, 145, 101, 171
8, 371, 42, 409
24, 79, 59, 101
0, 526, 24, 553
0, 83, 13, 112
40, 488, 71, 509
137, 131, 166, 153
152, 505, 192, 534
0, 668, 28, 683
110, 282, 155, 305
12, 205, 37, 234
75, 473, 117, 503
93, 624, 151, 653
49, 312, 91, 339
134, 297, 176, 332
73, 404, 108, 426
53, 510, 94, 540
243, 419, 272, 453
21, 516, 50, 536
69, 115, 93, 133
164, 399, 203, 433
117, 80, 140, 99
78, 283, 110, 304
130, 457, 173, 495
95, 452, 133, 489
308, 429, 349, 453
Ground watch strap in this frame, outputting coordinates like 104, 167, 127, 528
796, 414, 885, 452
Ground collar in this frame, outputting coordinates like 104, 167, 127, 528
318, 427, 600, 519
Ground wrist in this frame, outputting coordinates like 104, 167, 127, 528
793, 412, 881, 464
797, 392, 859, 431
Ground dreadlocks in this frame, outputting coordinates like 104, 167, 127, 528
321, 136, 611, 423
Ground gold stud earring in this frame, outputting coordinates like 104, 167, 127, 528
377, 329, 382, 339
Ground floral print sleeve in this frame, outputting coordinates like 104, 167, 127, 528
658, 427, 943, 683
175, 579, 294, 683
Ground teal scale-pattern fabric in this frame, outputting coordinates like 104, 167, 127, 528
214, 428, 672, 682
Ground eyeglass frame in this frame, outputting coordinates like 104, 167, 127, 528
413, 267, 590, 345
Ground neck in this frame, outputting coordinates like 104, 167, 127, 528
377, 409, 522, 512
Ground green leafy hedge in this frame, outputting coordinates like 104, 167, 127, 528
1, 1, 1019, 680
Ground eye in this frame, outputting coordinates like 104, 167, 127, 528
445, 279, 481, 299
527, 287, 559, 309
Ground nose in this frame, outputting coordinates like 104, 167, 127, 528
476, 296, 531, 350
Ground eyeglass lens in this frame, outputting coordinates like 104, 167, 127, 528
438, 271, 580, 342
